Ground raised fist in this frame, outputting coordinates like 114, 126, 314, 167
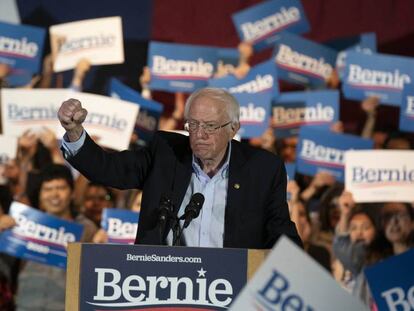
58, 98, 88, 141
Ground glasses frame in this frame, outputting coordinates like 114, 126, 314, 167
184, 120, 232, 134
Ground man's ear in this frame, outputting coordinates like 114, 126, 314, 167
230, 122, 240, 138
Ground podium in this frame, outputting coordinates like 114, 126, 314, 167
66, 243, 267, 310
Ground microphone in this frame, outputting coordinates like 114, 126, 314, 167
157, 193, 174, 244
182, 193, 205, 229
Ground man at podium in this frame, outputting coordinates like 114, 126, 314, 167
58, 87, 301, 249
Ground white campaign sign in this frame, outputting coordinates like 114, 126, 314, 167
345, 150, 414, 203
0, 135, 18, 164
50, 16, 124, 72
229, 236, 367, 311
1, 89, 139, 151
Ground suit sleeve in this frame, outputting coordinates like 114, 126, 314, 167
66, 132, 153, 190
264, 160, 303, 248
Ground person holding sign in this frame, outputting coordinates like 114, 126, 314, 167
58, 87, 301, 249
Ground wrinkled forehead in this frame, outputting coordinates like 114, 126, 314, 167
188, 96, 228, 120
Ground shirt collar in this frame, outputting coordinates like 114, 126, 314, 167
192, 142, 231, 180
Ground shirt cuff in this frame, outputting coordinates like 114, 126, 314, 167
61, 130, 86, 158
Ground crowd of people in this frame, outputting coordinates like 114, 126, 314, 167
0, 20, 413, 311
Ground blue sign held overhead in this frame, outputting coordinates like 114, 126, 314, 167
0, 21, 45, 74
342, 51, 414, 106
272, 90, 339, 138
296, 127, 373, 181
0, 202, 83, 269
232, 0, 310, 51
400, 84, 414, 133
101, 208, 139, 244
272, 32, 337, 87
109, 78, 163, 143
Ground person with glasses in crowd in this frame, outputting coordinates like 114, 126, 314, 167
57, 87, 301, 249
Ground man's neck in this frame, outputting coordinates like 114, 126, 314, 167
197, 145, 230, 178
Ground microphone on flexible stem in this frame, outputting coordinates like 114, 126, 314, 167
157, 193, 174, 244
173, 193, 205, 246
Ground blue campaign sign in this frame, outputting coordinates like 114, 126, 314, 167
215, 47, 239, 76
326, 32, 377, 80
208, 59, 279, 97
342, 51, 414, 106
0, 202, 83, 269
272, 90, 339, 138
0, 21, 45, 74
285, 163, 296, 181
232, 0, 310, 51
233, 92, 272, 138
296, 127, 373, 181
78, 244, 248, 310
400, 84, 414, 133
101, 208, 139, 244
365, 248, 414, 311
148, 41, 218, 93
272, 32, 337, 87
109, 78, 163, 143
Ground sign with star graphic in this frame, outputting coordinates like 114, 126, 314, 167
66, 243, 266, 310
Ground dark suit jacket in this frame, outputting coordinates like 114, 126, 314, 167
68, 131, 301, 249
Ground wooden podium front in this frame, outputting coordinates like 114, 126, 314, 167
66, 243, 267, 310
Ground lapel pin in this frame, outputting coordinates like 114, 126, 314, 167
234, 183, 240, 189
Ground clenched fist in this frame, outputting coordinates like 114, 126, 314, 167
58, 98, 88, 141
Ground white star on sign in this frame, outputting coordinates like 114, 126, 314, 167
197, 267, 207, 277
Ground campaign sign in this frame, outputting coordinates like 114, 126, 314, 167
233, 91, 272, 138
1, 88, 69, 137
70, 243, 248, 310
0, 135, 17, 164
0, 21, 45, 73
296, 127, 373, 181
0, 202, 83, 269
286, 163, 296, 181
342, 51, 414, 106
365, 248, 414, 311
109, 78, 163, 143
0, 0, 20, 24
272, 90, 339, 138
57, 91, 140, 151
148, 41, 217, 93
209, 59, 279, 95
101, 208, 139, 244
399, 84, 414, 133
345, 150, 414, 203
229, 236, 366, 311
50, 16, 124, 72
232, 0, 310, 51
326, 32, 377, 80
272, 32, 337, 87
214, 47, 239, 77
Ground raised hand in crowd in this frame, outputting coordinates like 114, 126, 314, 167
39, 53, 54, 88
0, 214, 16, 232
330, 120, 344, 133
325, 68, 340, 89
287, 179, 301, 207
58, 98, 88, 141
360, 96, 379, 139
336, 191, 356, 234
0, 63, 11, 87
38, 127, 65, 164
159, 92, 185, 131
233, 41, 253, 79
300, 171, 336, 202
139, 66, 152, 99
92, 228, 109, 243
71, 58, 91, 91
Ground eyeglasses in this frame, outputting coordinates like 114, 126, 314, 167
184, 120, 232, 134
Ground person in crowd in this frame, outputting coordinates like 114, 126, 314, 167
82, 182, 115, 227
0, 164, 97, 311
333, 191, 391, 307
383, 131, 413, 150
58, 87, 301, 249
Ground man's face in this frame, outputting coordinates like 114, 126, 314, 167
83, 186, 112, 224
39, 178, 72, 218
188, 96, 235, 164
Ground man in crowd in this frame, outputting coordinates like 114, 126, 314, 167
58, 87, 301, 249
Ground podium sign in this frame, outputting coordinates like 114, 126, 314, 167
66, 243, 266, 310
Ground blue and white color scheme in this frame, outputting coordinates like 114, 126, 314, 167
399, 83, 414, 133
365, 248, 414, 311
286, 163, 296, 182
296, 127, 373, 181
345, 150, 414, 203
272, 90, 339, 138
0, 21, 45, 74
148, 41, 218, 93
342, 51, 414, 106
272, 32, 337, 87
233, 91, 272, 138
0, 202, 83, 269
76, 243, 247, 310
101, 208, 139, 244
229, 236, 367, 311
215, 47, 240, 76
208, 59, 279, 96
326, 32, 377, 80
232, 0, 310, 51
109, 78, 163, 143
